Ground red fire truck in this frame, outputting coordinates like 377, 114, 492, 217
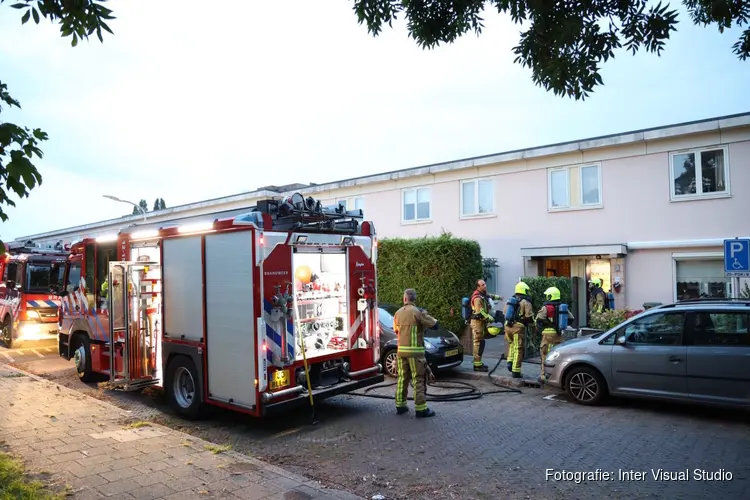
1, 244, 68, 348
56, 193, 383, 418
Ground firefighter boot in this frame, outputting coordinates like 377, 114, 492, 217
416, 408, 436, 418
474, 364, 489, 372
512, 372, 522, 379
396, 407, 408, 415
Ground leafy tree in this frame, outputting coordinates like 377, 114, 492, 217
152, 197, 166, 211
0, 0, 115, 254
132, 199, 148, 215
352, 0, 750, 100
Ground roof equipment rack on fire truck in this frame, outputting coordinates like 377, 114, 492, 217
5, 241, 69, 256
235, 193, 366, 233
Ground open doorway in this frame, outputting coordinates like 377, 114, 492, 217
585, 259, 611, 321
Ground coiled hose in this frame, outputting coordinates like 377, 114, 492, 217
350, 357, 522, 402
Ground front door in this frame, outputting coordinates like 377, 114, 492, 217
610, 311, 688, 398
108, 261, 162, 390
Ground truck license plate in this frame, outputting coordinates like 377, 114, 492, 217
445, 349, 458, 357
270, 369, 290, 390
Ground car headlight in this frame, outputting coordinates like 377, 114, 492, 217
546, 350, 561, 362
25, 310, 40, 320
424, 339, 436, 350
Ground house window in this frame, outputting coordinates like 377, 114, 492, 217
336, 197, 364, 212
580, 165, 602, 205
461, 178, 495, 216
548, 163, 603, 210
548, 168, 570, 208
675, 259, 730, 300
402, 187, 431, 222
670, 146, 729, 200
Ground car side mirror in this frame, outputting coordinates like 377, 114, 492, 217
616, 335, 627, 346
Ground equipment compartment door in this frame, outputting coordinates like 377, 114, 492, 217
292, 249, 349, 360
205, 231, 257, 409
108, 261, 162, 390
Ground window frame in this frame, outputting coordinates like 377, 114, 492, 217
668, 145, 731, 202
684, 310, 750, 347
460, 177, 496, 218
578, 163, 603, 207
547, 167, 571, 210
401, 186, 432, 224
618, 311, 687, 346
336, 196, 364, 212
671, 253, 732, 302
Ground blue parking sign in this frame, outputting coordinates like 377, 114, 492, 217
724, 239, 750, 277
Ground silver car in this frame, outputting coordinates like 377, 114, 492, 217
543, 299, 750, 409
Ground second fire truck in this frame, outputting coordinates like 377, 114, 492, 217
56, 193, 383, 418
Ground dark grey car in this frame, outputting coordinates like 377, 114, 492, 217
378, 304, 463, 377
543, 299, 750, 409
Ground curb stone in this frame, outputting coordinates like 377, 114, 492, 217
0, 361, 366, 500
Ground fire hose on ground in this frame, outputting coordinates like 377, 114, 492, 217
350, 357, 522, 403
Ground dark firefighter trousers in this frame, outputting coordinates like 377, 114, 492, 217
395, 357, 428, 412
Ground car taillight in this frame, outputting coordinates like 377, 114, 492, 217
58, 307, 63, 326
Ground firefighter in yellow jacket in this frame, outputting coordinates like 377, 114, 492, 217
470, 280, 501, 372
536, 286, 575, 380
393, 288, 438, 418
504, 281, 534, 378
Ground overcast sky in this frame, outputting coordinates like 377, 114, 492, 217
2, 0, 749, 241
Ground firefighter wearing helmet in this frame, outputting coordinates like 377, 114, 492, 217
503, 281, 534, 378
469, 279, 501, 372
535, 286, 575, 380
588, 277, 609, 315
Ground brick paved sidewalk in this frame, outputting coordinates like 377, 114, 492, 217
0, 363, 363, 500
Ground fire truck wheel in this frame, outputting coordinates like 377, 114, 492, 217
2, 317, 12, 349
72, 334, 97, 383
166, 356, 203, 420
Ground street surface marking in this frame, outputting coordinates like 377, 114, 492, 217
44, 348, 54, 352
543, 394, 567, 403
268, 427, 303, 440
32, 349, 45, 358
1, 352, 15, 363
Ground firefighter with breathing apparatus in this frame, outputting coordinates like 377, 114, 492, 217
503, 281, 534, 378
588, 278, 609, 315
469, 280, 502, 372
535, 286, 575, 381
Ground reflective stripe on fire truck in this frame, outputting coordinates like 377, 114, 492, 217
262, 299, 294, 363
348, 314, 364, 348
26, 300, 60, 308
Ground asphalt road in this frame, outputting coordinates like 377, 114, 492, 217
6, 352, 749, 500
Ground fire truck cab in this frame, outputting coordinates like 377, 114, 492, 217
1, 243, 68, 348
57, 193, 384, 418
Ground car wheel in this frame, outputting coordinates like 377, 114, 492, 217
564, 366, 607, 406
1, 317, 12, 349
165, 355, 204, 420
383, 350, 398, 378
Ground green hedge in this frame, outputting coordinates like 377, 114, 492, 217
377, 233, 482, 333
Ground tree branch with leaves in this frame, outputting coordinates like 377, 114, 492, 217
352, 0, 749, 100
0, 0, 116, 254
